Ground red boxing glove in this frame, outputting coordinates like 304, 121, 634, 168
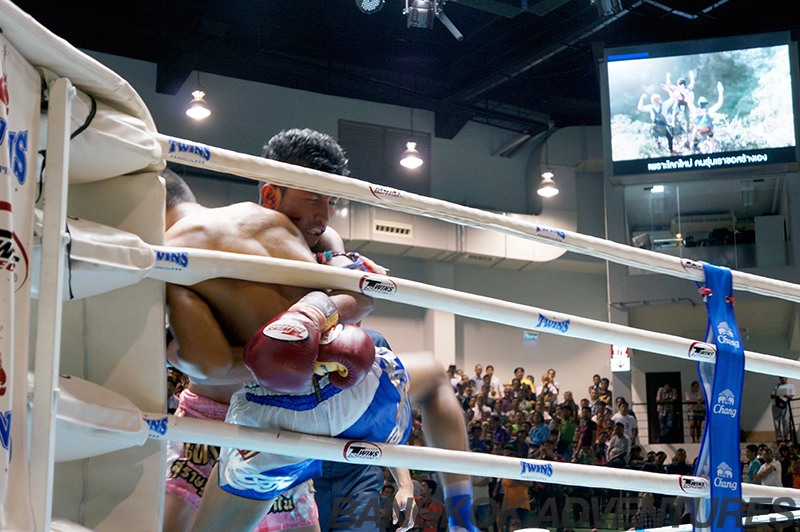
315, 325, 376, 390
243, 311, 321, 394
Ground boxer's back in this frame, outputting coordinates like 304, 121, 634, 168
166, 202, 316, 343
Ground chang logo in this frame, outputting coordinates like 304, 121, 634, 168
712, 389, 737, 418
166, 139, 211, 162
714, 462, 737, 489
520, 460, 554, 480
535, 315, 570, 334
716, 321, 740, 349
716, 462, 733, 479
534, 226, 566, 243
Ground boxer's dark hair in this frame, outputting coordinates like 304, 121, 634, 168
262, 128, 350, 176
162, 167, 196, 209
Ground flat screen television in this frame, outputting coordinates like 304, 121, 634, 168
600, 32, 799, 183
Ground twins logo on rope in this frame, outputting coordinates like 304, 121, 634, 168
144, 415, 168, 437
534, 226, 566, 243
688, 341, 716, 362
154, 250, 189, 271
680, 258, 705, 275
166, 139, 211, 165
713, 389, 737, 418
343, 441, 382, 462
679, 476, 709, 496
716, 321, 740, 349
535, 314, 570, 334
368, 185, 404, 202
359, 274, 397, 298
519, 460, 554, 481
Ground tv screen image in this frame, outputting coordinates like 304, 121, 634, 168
603, 33, 798, 178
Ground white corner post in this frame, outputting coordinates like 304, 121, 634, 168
30, 77, 74, 532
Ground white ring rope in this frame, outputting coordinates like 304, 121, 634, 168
158, 133, 800, 304
636, 510, 800, 532
148, 246, 800, 380
141, 411, 799, 505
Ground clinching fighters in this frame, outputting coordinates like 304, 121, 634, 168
164, 129, 477, 532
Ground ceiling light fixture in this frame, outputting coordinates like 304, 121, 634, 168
400, 142, 423, 169
186, 72, 211, 120
356, 0, 385, 14
537, 138, 558, 197
404, 0, 463, 40
400, 108, 424, 169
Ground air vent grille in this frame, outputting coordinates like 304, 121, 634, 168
374, 220, 412, 238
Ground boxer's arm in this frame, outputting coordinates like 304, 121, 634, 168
166, 284, 252, 384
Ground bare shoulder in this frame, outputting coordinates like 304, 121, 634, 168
165, 202, 312, 260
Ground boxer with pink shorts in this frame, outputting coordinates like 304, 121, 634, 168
166, 389, 318, 531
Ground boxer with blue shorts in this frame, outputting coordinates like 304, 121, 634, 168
218, 348, 412, 500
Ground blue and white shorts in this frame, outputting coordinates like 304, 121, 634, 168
218, 348, 412, 500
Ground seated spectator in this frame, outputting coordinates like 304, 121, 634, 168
473, 394, 493, 420
629, 445, 646, 469
630, 493, 662, 530
481, 380, 498, 408
508, 430, 530, 459
469, 424, 490, 453
511, 411, 525, 432
616, 396, 636, 418
593, 429, 609, 465
665, 448, 693, 475
605, 422, 631, 468
641, 451, 667, 474
533, 399, 552, 423
489, 414, 510, 445
526, 411, 551, 455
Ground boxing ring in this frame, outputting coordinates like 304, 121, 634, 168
1, 1, 800, 532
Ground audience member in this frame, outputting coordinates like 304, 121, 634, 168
665, 448, 693, 475
598, 378, 612, 404
605, 423, 631, 468
610, 399, 638, 445
484, 365, 503, 398
685, 381, 705, 444
754, 447, 782, 487
412, 479, 443, 532
656, 382, 678, 442
573, 406, 598, 464
745, 444, 762, 484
